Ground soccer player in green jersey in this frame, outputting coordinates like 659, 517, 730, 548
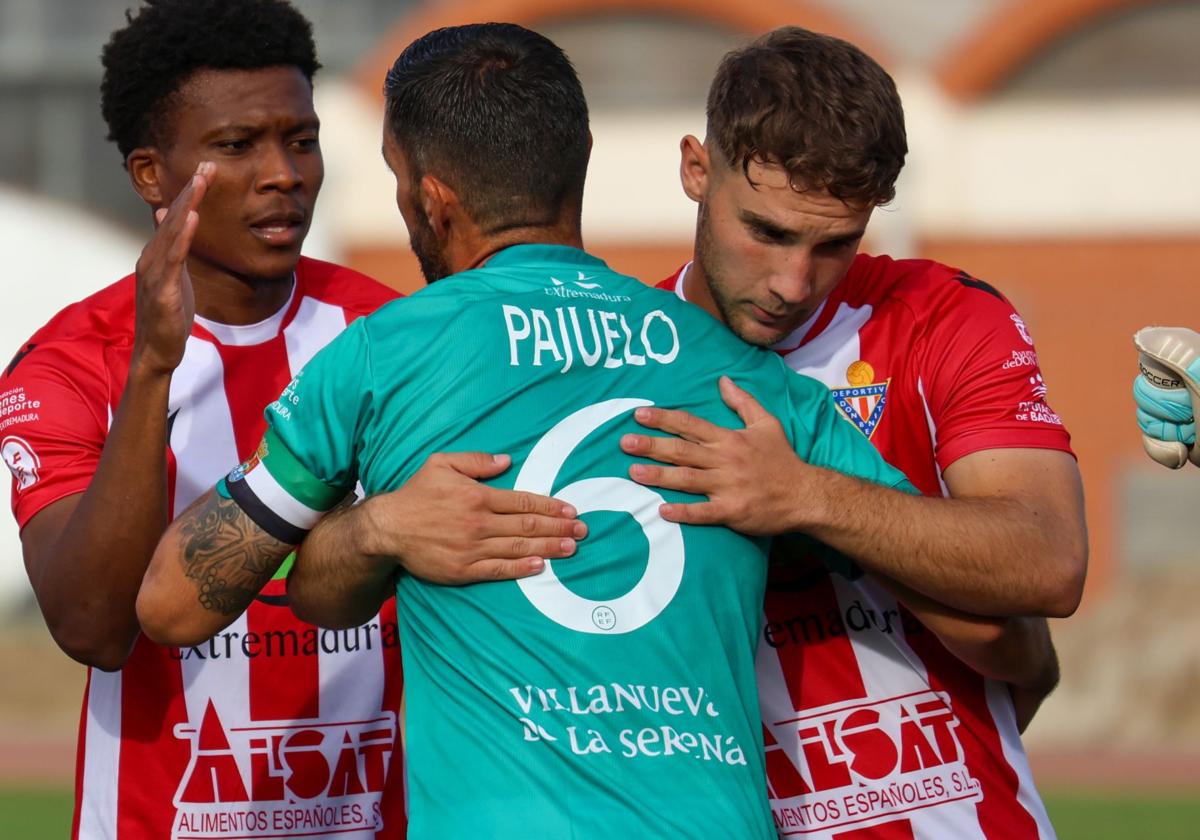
140, 23, 915, 837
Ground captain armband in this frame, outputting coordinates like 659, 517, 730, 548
216, 428, 350, 544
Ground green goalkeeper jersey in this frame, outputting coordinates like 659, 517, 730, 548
220, 245, 910, 838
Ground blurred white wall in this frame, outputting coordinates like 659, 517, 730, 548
316, 75, 1200, 257
0, 186, 142, 610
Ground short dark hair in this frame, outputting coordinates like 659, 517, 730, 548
100, 0, 320, 161
383, 23, 590, 233
707, 26, 907, 206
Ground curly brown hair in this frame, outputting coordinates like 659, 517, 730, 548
707, 27, 907, 206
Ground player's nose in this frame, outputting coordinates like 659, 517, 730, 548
256, 141, 304, 192
767, 251, 814, 306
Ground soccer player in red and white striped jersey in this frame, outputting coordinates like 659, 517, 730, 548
2, 3, 579, 837
628, 28, 1087, 838
10, 253, 405, 839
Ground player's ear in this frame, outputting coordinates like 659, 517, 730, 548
418, 174, 457, 241
679, 135, 710, 203
127, 147, 166, 209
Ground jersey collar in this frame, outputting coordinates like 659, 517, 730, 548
484, 244, 608, 269
192, 272, 298, 347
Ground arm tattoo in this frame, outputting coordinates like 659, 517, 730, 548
178, 492, 292, 615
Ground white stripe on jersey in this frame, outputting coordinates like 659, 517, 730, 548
177, 613, 252, 762
780, 302, 872, 383
830, 575, 931, 697
243, 460, 326, 528
986, 680, 1057, 839
755, 607, 804, 783
168, 336, 253, 789
78, 669, 121, 840
917, 377, 951, 497
830, 577, 988, 840
316, 636, 388, 742
284, 296, 353, 373
169, 336, 240, 514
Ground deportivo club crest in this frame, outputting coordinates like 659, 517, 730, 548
831, 361, 889, 439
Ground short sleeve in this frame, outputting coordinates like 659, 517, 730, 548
780, 369, 915, 493
1, 343, 109, 528
217, 319, 373, 543
917, 277, 1073, 472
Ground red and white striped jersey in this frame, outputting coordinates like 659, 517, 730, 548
662, 254, 1072, 839
3, 257, 406, 840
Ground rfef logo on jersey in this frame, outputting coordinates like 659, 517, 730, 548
2, 435, 40, 489
830, 361, 889, 440
170, 700, 396, 839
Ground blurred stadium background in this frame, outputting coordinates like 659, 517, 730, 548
1, 0, 1198, 835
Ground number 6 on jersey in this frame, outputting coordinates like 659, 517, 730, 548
513, 398, 685, 634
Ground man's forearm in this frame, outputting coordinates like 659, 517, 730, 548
24, 363, 173, 670
289, 499, 397, 630
624, 389, 1085, 618
874, 572, 1059, 732
799, 467, 1083, 617
931, 609, 1059, 734
880, 572, 1056, 685
138, 488, 295, 646
934, 614, 1058, 691
287, 451, 589, 627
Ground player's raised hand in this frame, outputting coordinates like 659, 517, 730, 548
622, 376, 805, 535
1134, 326, 1200, 468
357, 451, 587, 584
132, 161, 214, 375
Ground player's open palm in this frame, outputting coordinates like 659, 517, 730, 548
132, 161, 213, 375
623, 376, 806, 535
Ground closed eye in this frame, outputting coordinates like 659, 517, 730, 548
818, 236, 860, 252
748, 222, 791, 244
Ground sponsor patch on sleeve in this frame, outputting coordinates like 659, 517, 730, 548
2, 435, 40, 489
0, 385, 41, 434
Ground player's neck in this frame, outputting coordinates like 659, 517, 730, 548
460, 220, 585, 272
681, 258, 723, 322
189, 261, 296, 326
